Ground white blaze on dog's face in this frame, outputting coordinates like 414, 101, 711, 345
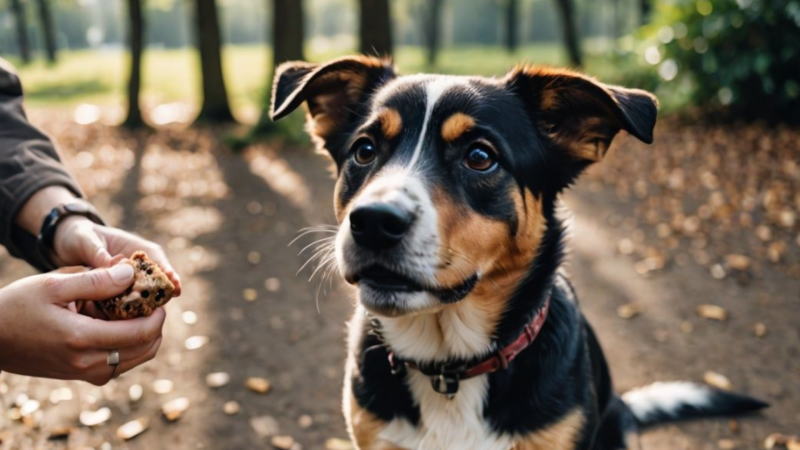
270, 56, 658, 318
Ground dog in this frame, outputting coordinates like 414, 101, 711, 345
270, 56, 768, 449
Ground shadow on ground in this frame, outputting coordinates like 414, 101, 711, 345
0, 117, 797, 449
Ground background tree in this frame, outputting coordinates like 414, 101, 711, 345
9, 0, 31, 64
34, 0, 56, 63
193, 0, 235, 123
251, 0, 304, 134
503, 0, 519, 53
358, 0, 392, 57
639, 0, 651, 25
273, 0, 304, 66
123, 0, 145, 128
552, 0, 582, 66
424, 0, 443, 66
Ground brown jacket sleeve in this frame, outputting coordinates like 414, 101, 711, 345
0, 58, 83, 271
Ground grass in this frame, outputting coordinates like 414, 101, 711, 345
10, 44, 572, 112
10, 43, 667, 119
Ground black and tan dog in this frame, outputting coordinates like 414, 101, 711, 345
270, 56, 767, 449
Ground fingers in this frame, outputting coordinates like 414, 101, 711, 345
97, 226, 182, 297
68, 308, 166, 351
114, 335, 163, 378
76, 336, 163, 385
142, 245, 182, 296
46, 264, 134, 304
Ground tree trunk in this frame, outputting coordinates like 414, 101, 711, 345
251, 0, 304, 134
9, 0, 31, 64
273, 0, 304, 65
193, 0, 235, 123
123, 0, 145, 128
553, 0, 582, 67
424, 0, 443, 67
34, 0, 56, 63
504, 0, 518, 53
358, 0, 392, 57
639, 0, 651, 25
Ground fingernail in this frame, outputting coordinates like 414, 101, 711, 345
109, 264, 134, 284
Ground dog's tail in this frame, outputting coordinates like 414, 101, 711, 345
621, 381, 768, 428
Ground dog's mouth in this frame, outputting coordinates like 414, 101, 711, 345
348, 265, 479, 304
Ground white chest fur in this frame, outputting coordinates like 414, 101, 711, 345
379, 371, 513, 450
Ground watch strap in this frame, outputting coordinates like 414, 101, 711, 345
37, 202, 105, 268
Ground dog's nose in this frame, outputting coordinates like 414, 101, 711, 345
349, 203, 414, 249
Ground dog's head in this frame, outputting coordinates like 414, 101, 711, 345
271, 56, 657, 318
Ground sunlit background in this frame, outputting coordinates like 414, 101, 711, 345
0, 0, 798, 449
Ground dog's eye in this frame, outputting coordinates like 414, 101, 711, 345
463, 145, 497, 172
352, 138, 377, 165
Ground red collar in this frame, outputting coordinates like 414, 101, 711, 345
384, 295, 551, 396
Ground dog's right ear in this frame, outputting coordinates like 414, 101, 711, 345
270, 56, 395, 159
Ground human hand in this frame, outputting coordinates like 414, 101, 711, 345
0, 265, 165, 385
52, 217, 181, 295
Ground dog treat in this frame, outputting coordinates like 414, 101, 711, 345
96, 251, 176, 320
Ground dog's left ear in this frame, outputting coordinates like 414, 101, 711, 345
505, 66, 658, 163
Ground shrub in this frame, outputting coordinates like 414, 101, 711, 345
644, 0, 800, 122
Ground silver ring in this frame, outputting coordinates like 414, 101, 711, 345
107, 350, 120, 379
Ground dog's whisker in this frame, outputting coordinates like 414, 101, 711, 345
289, 225, 337, 246
297, 236, 336, 256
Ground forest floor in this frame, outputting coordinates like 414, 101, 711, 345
0, 109, 797, 449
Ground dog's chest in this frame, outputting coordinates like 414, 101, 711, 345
379, 372, 512, 450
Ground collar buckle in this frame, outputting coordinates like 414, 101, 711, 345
431, 372, 460, 398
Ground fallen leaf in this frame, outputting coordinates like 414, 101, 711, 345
116, 418, 149, 440
325, 438, 355, 450
243, 288, 259, 302
182, 310, 198, 325
206, 371, 231, 388
79, 407, 111, 427
754, 322, 767, 338
298, 414, 313, 429
717, 438, 737, 449
246, 377, 271, 394
185, 335, 209, 350
725, 254, 751, 271
616, 303, 640, 319
129, 384, 144, 402
250, 415, 279, 437
710, 264, 726, 279
162, 397, 190, 422
265, 277, 281, 292
19, 399, 40, 417
247, 251, 261, 264
697, 304, 728, 321
704, 371, 733, 390
223, 400, 240, 415
48, 387, 73, 404
153, 379, 174, 394
272, 435, 296, 449
764, 433, 786, 449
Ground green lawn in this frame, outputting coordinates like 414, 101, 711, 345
10, 43, 659, 117
10, 44, 572, 111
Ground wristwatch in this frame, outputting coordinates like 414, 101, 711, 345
37, 201, 105, 267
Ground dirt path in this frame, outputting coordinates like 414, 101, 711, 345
0, 118, 796, 449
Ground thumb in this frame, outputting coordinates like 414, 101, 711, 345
46, 263, 135, 304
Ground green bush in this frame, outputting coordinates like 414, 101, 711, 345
645, 0, 800, 122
